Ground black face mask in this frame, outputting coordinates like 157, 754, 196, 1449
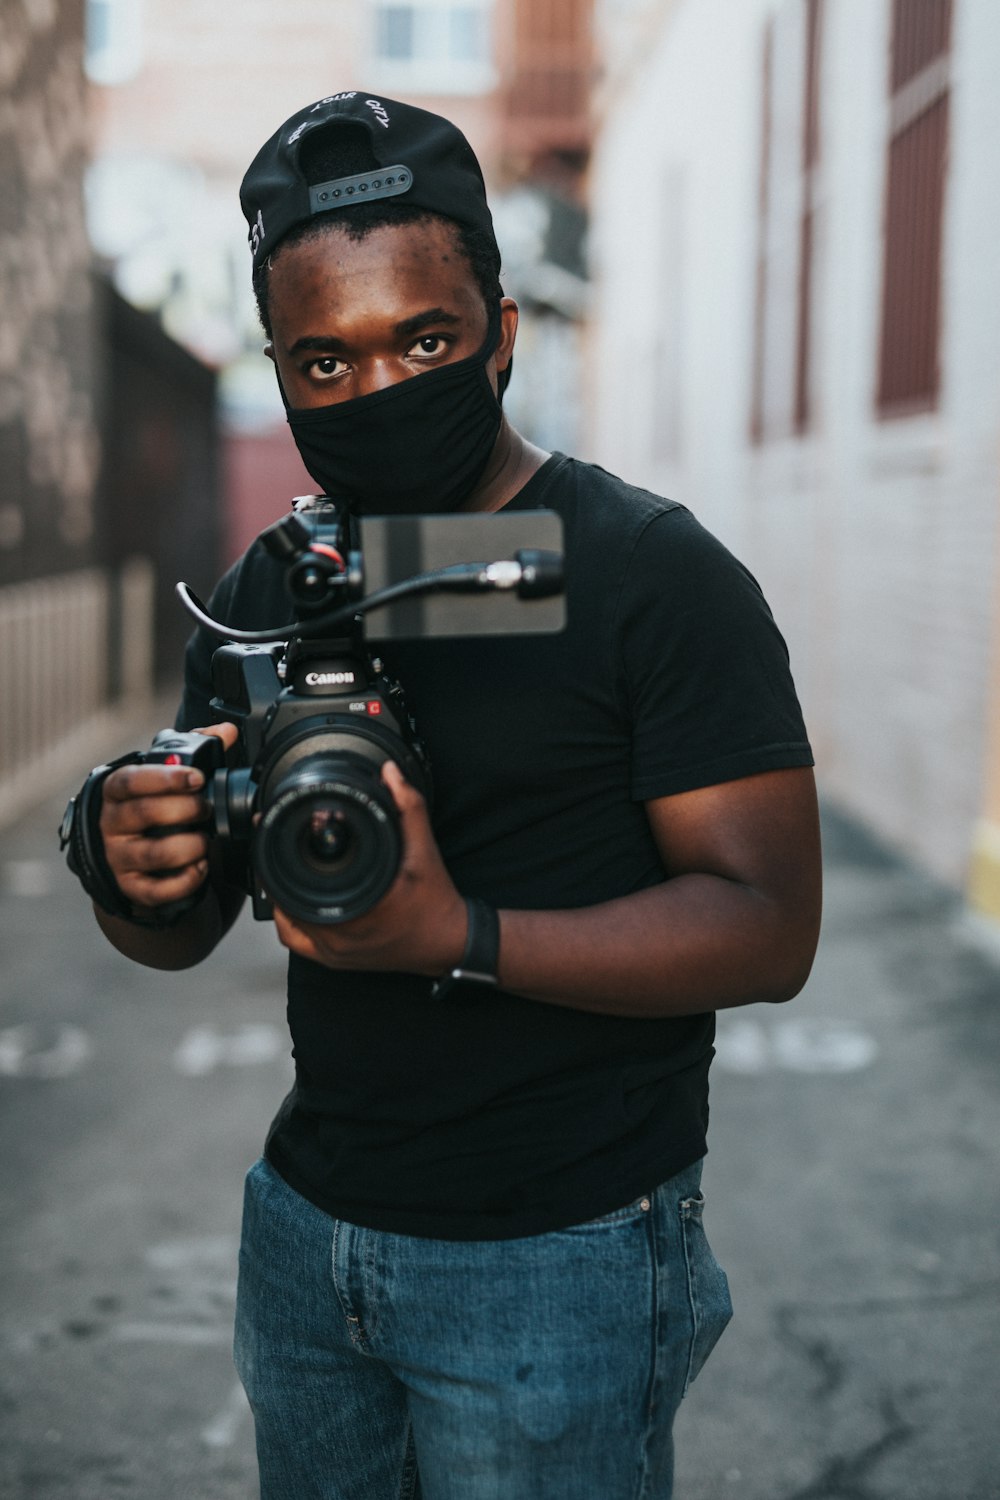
283, 301, 506, 515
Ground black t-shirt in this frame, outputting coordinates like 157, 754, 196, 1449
176, 455, 813, 1239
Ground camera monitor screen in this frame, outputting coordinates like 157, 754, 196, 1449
358, 510, 565, 641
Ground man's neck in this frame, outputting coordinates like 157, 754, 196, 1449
464, 420, 551, 514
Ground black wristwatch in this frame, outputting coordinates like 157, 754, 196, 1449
432, 897, 500, 999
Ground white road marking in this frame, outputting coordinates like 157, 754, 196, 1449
145, 1237, 238, 1317
105, 1237, 241, 1349
3, 859, 55, 897
145, 1236, 238, 1272
773, 1017, 879, 1072
201, 1381, 251, 1449
715, 1017, 878, 1075
714, 1019, 770, 1074
111, 1322, 232, 1346
173, 1023, 286, 1076
0, 1024, 91, 1078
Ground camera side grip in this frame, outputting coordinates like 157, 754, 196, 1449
58, 750, 210, 930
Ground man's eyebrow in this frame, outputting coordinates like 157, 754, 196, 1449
393, 307, 463, 338
286, 334, 349, 356
286, 308, 464, 358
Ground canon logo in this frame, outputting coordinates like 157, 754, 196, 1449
305, 670, 356, 687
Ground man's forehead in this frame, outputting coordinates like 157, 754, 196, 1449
267, 232, 488, 342
272, 218, 478, 290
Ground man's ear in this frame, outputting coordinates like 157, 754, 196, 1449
495, 297, 518, 374
264, 342, 276, 364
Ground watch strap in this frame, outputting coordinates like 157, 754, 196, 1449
432, 896, 500, 1000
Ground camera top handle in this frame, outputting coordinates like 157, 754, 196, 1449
176, 549, 563, 644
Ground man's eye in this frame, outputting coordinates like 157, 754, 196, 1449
310, 357, 345, 380
409, 335, 447, 358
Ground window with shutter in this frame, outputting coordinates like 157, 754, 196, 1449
876, 0, 953, 415
750, 0, 825, 444
370, 0, 495, 94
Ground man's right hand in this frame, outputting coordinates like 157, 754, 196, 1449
99, 723, 239, 916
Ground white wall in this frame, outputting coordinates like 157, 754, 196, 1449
588, 0, 1000, 887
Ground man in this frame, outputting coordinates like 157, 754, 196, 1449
68, 94, 821, 1498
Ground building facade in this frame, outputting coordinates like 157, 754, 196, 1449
0, 0, 596, 825
0, 0, 225, 826
588, 0, 1000, 916
0, 0, 117, 823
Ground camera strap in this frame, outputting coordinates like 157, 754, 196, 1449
59, 756, 206, 930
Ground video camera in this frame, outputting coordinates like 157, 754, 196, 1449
107, 499, 564, 926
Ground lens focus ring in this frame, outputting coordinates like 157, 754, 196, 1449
253, 766, 400, 924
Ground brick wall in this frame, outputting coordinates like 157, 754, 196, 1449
0, 0, 101, 587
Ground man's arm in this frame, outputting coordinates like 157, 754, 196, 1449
494, 766, 821, 1017
272, 763, 822, 1019
93, 845, 245, 972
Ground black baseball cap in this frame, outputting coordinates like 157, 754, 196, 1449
240, 91, 499, 272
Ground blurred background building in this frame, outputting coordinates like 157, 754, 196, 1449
1, 0, 219, 820
590, 0, 1000, 924
3, 0, 1000, 932
1, 0, 592, 812
84, 0, 592, 553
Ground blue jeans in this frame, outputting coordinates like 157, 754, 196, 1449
234, 1156, 732, 1500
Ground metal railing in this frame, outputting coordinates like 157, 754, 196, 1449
0, 560, 155, 826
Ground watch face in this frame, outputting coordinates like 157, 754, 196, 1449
59, 797, 77, 847
455, 968, 498, 987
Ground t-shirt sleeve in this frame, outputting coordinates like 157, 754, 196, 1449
619, 507, 814, 800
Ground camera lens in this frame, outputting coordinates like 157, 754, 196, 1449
302, 804, 355, 869
254, 754, 401, 924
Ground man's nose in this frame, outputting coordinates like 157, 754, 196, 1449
356, 359, 404, 397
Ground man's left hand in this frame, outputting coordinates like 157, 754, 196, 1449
271, 761, 467, 977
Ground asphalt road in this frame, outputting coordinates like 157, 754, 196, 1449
1, 765, 998, 1499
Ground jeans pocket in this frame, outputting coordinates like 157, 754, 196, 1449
679, 1191, 732, 1393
